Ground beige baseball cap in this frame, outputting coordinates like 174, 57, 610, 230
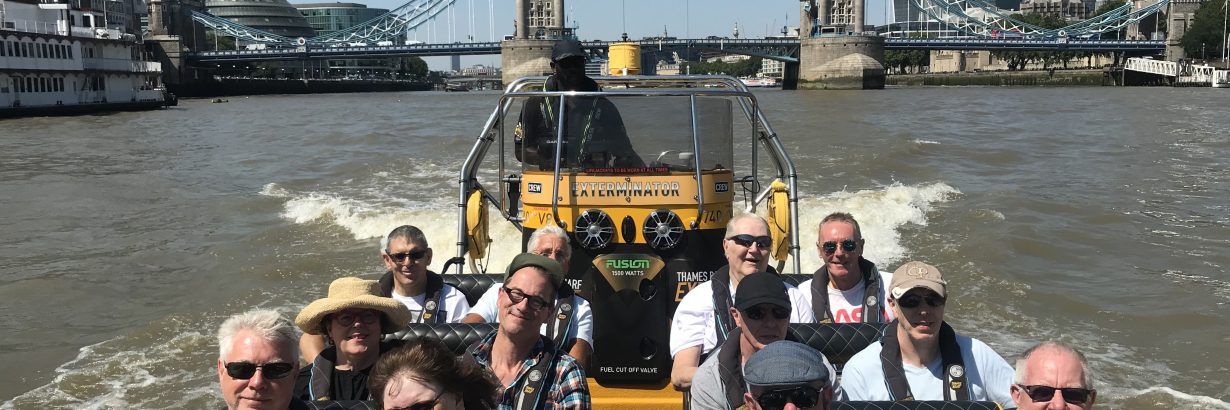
889, 261, 948, 299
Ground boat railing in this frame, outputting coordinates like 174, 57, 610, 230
456, 75, 803, 275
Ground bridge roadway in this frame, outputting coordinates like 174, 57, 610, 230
189, 38, 1166, 63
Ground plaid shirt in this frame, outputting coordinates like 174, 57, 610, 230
469, 331, 590, 410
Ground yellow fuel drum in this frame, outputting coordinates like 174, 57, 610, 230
607, 42, 641, 76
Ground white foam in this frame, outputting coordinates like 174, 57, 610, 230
792, 182, 961, 272
1117, 386, 1230, 409
912, 138, 942, 145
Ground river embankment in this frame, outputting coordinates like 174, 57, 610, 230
887, 69, 1107, 86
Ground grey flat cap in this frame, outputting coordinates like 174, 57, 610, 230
744, 340, 835, 387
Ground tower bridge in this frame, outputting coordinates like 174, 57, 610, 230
147, 0, 1180, 90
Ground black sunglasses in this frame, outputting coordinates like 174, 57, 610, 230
387, 249, 427, 263
728, 234, 772, 249
742, 305, 790, 321
896, 293, 946, 309
224, 361, 295, 380
756, 385, 822, 410
821, 239, 858, 254
502, 286, 553, 311
1017, 384, 1094, 404
333, 310, 380, 326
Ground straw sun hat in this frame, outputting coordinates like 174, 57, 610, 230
295, 277, 411, 335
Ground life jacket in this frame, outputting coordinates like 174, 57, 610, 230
879, 320, 969, 401
711, 265, 780, 348
713, 328, 803, 410
378, 269, 446, 323
302, 341, 398, 401
810, 257, 884, 323
464, 334, 561, 410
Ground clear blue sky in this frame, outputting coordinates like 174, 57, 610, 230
348, 0, 894, 69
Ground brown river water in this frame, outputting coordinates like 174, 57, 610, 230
0, 86, 1227, 409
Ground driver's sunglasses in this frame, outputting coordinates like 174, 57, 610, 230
387, 249, 427, 264
387, 390, 442, 410
728, 234, 772, 249
742, 305, 790, 321
1017, 384, 1094, 404
224, 361, 295, 380
896, 293, 946, 309
502, 286, 553, 311
755, 385, 822, 410
821, 239, 858, 254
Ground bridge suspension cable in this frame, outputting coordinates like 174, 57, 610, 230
190, 0, 458, 46
911, 0, 1170, 38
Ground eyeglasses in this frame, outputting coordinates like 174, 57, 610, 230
820, 239, 858, 254
533, 248, 566, 261
742, 305, 790, 321
755, 385, 822, 410
1017, 384, 1094, 405
333, 310, 380, 326
896, 293, 946, 309
387, 249, 427, 264
728, 234, 772, 249
224, 361, 295, 380
502, 286, 552, 311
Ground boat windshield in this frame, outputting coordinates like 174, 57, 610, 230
503, 94, 735, 173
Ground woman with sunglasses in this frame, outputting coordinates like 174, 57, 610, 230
293, 277, 413, 401
370, 338, 500, 410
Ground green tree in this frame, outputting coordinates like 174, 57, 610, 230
885, 49, 929, 73
992, 13, 1071, 70
395, 56, 429, 79
204, 32, 236, 51
681, 57, 763, 77
1180, 0, 1228, 60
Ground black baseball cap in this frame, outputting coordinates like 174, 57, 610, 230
735, 272, 791, 311
506, 253, 564, 291
551, 39, 585, 62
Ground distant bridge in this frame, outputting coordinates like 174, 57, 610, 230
190, 38, 1164, 63
1124, 57, 1219, 84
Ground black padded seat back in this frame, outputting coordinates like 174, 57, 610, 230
832, 401, 1003, 410
301, 400, 378, 409
780, 273, 810, 288
789, 323, 888, 371
442, 274, 504, 306
384, 323, 499, 354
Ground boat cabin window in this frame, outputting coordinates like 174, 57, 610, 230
506, 94, 734, 173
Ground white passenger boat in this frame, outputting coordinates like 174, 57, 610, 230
0, 0, 172, 118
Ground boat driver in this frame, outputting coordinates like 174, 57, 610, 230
514, 39, 644, 170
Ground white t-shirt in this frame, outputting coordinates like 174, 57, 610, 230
470, 285, 594, 344
389, 284, 471, 324
668, 280, 815, 357
838, 332, 1017, 408
797, 269, 896, 323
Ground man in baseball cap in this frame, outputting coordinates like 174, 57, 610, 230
690, 272, 803, 409
742, 340, 836, 410
839, 261, 1016, 407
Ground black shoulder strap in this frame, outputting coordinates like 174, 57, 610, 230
710, 266, 736, 347
859, 258, 883, 323
938, 322, 969, 401
419, 271, 445, 324
810, 266, 833, 323
377, 270, 395, 297
515, 336, 560, 410
545, 286, 577, 353
879, 321, 913, 400
879, 321, 969, 401
715, 328, 747, 410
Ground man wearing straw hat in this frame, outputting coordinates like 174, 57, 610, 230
464, 253, 590, 410
293, 277, 412, 401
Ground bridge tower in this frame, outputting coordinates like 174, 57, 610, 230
1164, 0, 1203, 60
503, 0, 569, 83
146, 0, 207, 87
797, 0, 886, 89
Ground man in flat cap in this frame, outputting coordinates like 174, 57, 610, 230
839, 261, 1015, 407
464, 253, 590, 410
742, 340, 836, 410
515, 39, 642, 169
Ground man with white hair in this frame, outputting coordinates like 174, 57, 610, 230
217, 309, 308, 410
669, 214, 814, 391
1012, 341, 1097, 410
463, 224, 594, 367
